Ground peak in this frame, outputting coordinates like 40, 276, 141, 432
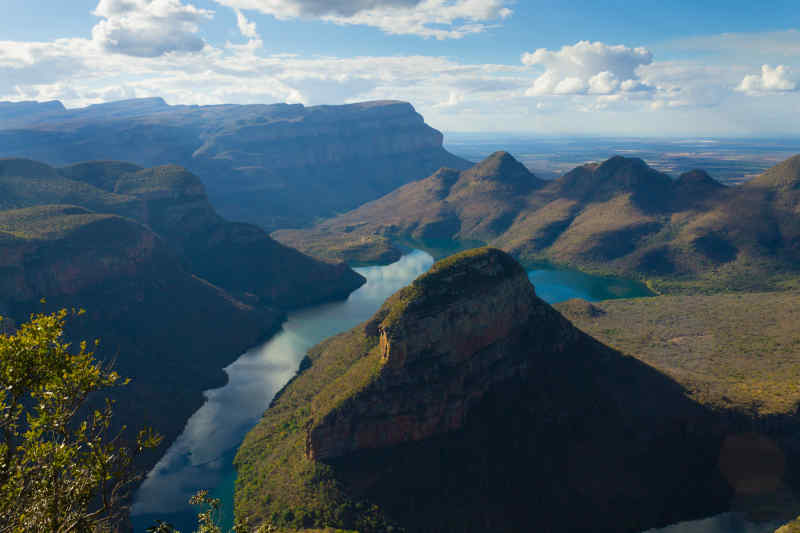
379, 248, 528, 327
424, 247, 525, 281
598, 155, 650, 173
462, 151, 542, 190
676, 169, 724, 189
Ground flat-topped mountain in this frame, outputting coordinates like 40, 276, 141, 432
234, 248, 757, 532
0, 98, 471, 229
278, 152, 800, 293
0, 157, 365, 469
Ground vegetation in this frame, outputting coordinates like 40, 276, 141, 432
0, 308, 161, 532
234, 324, 393, 532
556, 291, 800, 415
276, 153, 800, 295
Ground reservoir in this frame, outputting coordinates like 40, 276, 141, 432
136, 249, 767, 532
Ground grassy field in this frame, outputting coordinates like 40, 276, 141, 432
556, 292, 800, 416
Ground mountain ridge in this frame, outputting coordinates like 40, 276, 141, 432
0, 98, 472, 229
276, 151, 800, 294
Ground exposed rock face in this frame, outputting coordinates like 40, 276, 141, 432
309, 249, 574, 460
0, 99, 471, 229
236, 249, 745, 533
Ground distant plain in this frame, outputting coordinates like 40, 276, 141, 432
445, 135, 800, 184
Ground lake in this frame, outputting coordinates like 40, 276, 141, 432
131, 249, 768, 532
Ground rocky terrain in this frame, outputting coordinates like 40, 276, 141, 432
233, 248, 800, 532
277, 152, 800, 294
0, 157, 365, 466
0, 99, 471, 229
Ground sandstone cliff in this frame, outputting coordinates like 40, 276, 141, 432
0, 99, 471, 229
234, 248, 767, 533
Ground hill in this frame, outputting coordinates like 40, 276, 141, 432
0, 158, 365, 471
0, 99, 471, 230
277, 152, 800, 294
0, 158, 365, 308
0, 204, 280, 463
234, 249, 795, 532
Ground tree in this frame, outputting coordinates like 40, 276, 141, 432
148, 490, 271, 533
0, 308, 162, 532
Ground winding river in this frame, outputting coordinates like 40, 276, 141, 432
130, 250, 777, 533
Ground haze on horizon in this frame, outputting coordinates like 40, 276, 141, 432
1, 0, 799, 137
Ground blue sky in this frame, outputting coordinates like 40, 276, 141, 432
1, 0, 800, 135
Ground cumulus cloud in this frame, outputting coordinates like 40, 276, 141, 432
213, 0, 513, 39
736, 64, 797, 95
91, 0, 213, 57
522, 41, 653, 96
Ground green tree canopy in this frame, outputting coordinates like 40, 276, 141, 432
0, 308, 161, 532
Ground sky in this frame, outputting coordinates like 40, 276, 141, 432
1, 0, 800, 136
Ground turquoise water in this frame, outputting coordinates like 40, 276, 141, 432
129, 250, 715, 532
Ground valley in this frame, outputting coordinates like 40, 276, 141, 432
2, 97, 800, 533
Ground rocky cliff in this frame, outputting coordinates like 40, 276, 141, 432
234, 248, 762, 533
0, 99, 471, 229
307, 248, 571, 460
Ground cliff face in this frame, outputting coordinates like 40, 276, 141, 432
308, 249, 574, 460
0, 99, 471, 229
235, 249, 751, 533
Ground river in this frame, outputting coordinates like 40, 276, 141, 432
130, 249, 777, 533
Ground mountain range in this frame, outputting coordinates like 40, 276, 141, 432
277, 151, 800, 293
0, 98, 471, 230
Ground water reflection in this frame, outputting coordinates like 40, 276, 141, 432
131, 250, 434, 529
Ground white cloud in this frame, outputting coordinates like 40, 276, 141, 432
91, 0, 214, 57
234, 8, 258, 39
213, 0, 513, 39
736, 64, 797, 95
522, 41, 653, 97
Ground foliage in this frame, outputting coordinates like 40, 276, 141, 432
557, 290, 800, 415
0, 308, 162, 532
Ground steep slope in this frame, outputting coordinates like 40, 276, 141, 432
274, 151, 544, 263
235, 248, 749, 533
0, 205, 280, 458
0, 99, 471, 229
2, 158, 365, 308
278, 153, 800, 293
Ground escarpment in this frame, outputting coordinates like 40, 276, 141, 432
0, 99, 471, 229
236, 248, 772, 533
307, 248, 576, 460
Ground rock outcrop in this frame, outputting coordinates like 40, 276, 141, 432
0, 99, 471, 229
307, 248, 573, 460
235, 248, 747, 533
